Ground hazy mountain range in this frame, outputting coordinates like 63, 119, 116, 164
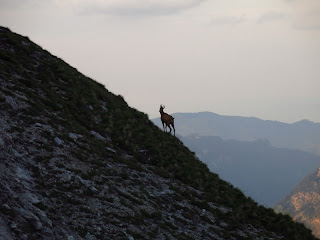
152, 112, 320, 208
180, 135, 320, 207
2, 26, 317, 239
153, 112, 320, 156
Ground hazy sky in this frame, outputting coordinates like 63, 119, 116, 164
1, 0, 320, 122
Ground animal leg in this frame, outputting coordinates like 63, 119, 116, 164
162, 121, 166, 132
171, 123, 175, 136
167, 124, 172, 133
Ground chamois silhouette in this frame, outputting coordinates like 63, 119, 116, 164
159, 105, 175, 136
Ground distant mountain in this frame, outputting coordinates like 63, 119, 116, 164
180, 135, 320, 207
152, 112, 320, 155
2, 26, 318, 239
275, 167, 320, 238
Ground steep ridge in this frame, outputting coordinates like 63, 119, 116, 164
0, 27, 317, 239
275, 167, 320, 238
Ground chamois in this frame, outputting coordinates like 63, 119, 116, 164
159, 105, 175, 136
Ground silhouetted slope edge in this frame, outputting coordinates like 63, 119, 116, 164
0, 26, 317, 239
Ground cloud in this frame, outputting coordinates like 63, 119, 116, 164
292, 7, 320, 30
0, 0, 44, 9
55, 0, 207, 16
257, 11, 286, 24
210, 15, 247, 26
293, 24, 320, 31
0, 0, 19, 8
285, 0, 320, 31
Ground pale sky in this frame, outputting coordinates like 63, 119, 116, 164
1, 0, 320, 122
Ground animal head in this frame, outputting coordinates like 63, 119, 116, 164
159, 104, 165, 113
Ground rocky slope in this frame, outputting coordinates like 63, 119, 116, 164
275, 167, 320, 238
0, 26, 317, 240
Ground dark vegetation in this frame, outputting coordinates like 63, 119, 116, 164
0, 26, 318, 239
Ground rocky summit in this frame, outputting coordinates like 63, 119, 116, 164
0, 26, 317, 240
275, 167, 320, 238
